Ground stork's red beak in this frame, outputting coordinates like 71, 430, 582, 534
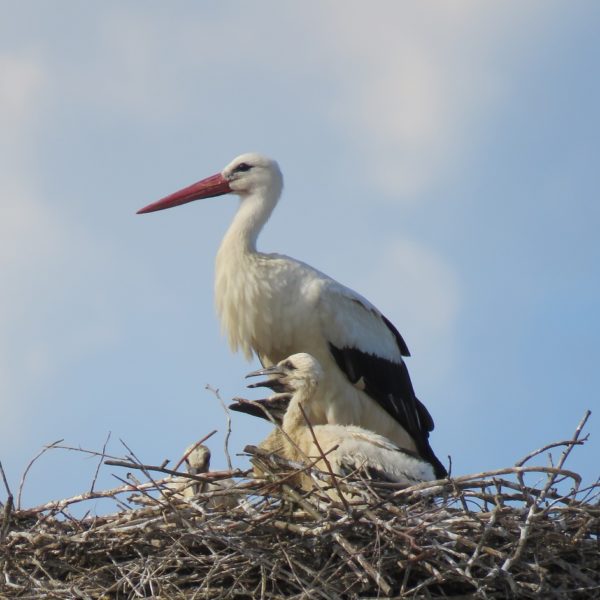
136, 173, 231, 214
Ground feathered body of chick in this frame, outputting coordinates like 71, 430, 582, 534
245, 353, 436, 490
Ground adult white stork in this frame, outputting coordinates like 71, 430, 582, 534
137, 153, 446, 478
245, 353, 437, 487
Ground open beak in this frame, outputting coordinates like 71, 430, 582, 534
137, 172, 231, 214
229, 397, 275, 421
245, 365, 287, 391
246, 365, 285, 379
229, 394, 292, 422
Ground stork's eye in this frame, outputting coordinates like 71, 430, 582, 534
282, 360, 295, 370
234, 162, 252, 173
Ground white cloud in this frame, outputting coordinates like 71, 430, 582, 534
39, 2, 561, 205
0, 55, 49, 414
24, 0, 567, 211
0, 53, 123, 441
71, 7, 244, 122
91, 10, 190, 119
0, 179, 124, 424
0, 55, 45, 137
307, 1, 560, 199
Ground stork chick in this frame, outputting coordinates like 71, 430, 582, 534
169, 444, 237, 509
180, 444, 211, 498
246, 353, 437, 491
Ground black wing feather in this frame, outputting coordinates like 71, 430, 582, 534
329, 338, 447, 478
381, 313, 411, 357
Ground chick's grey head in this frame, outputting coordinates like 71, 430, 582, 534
184, 444, 211, 475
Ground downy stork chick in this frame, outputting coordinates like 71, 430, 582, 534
181, 444, 211, 498
247, 353, 437, 490
138, 153, 446, 478
169, 444, 237, 508
164, 444, 210, 500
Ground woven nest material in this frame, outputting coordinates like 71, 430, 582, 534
1, 413, 598, 599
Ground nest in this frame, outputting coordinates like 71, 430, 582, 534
1, 412, 598, 599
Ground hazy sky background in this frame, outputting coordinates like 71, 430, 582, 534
1, 1, 598, 511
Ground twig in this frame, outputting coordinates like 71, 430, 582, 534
206, 384, 233, 471
22, 475, 174, 514
546, 410, 591, 495
48, 443, 123, 461
502, 411, 592, 572
389, 465, 582, 502
105, 458, 246, 483
118, 439, 186, 512
298, 403, 351, 513
515, 437, 588, 467
0, 461, 14, 541
17, 439, 63, 509
90, 431, 112, 494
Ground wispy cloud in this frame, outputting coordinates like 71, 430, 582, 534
38, 2, 561, 204
0, 54, 49, 417
0, 53, 125, 441
0, 55, 45, 139
306, 2, 562, 198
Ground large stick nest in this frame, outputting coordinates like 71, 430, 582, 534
1, 413, 598, 599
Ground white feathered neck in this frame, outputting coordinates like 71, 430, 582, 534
215, 186, 282, 360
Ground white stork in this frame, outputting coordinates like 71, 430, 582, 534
137, 153, 446, 478
246, 353, 436, 487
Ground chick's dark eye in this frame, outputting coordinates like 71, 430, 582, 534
235, 162, 252, 173
283, 360, 295, 370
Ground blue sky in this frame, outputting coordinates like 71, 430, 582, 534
1, 2, 598, 511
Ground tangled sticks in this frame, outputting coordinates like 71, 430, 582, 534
1, 412, 598, 599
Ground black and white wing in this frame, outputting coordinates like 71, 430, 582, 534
319, 281, 447, 478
